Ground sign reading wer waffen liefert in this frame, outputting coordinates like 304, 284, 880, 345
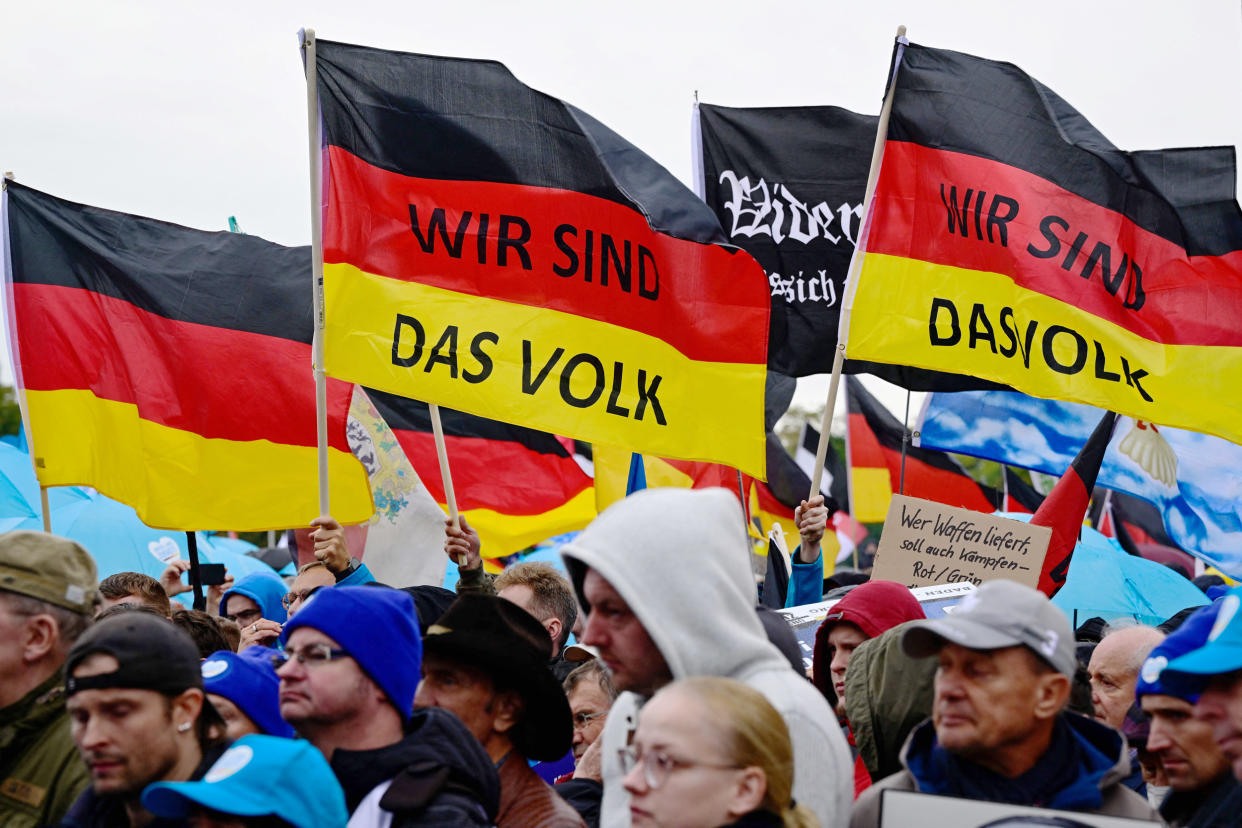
872, 495, 1051, 590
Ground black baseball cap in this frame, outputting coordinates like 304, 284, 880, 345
66, 613, 205, 697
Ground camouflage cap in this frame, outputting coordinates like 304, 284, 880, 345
0, 531, 98, 614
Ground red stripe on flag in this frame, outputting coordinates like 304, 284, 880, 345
15, 283, 354, 451
324, 146, 769, 364
388, 428, 591, 515
868, 141, 1242, 346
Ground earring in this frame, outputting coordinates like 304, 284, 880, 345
177, 721, 191, 733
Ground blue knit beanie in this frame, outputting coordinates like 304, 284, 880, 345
220, 570, 288, 624
280, 586, 421, 721
201, 646, 295, 738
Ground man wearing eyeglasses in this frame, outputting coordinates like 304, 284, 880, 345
274, 585, 500, 826
556, 660, 619, 828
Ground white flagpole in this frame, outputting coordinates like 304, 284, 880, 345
302, 28, 330, 516
3, 173, 49, 533
809, 24, 908, 499
429, 404, 464, 565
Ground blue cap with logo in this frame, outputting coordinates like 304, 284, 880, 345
142, 734, 346, 828
1134, 600, 1228, 702
1166, 587, 1242, 678
200, 646, 294, 739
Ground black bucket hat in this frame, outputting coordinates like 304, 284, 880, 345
423, 594, 572, 761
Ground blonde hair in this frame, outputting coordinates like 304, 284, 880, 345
671, 677, 819, 828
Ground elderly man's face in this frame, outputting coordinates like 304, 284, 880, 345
1089, 626, 1164, 730
933, 644, 1060, 766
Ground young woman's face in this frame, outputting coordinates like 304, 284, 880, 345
621, 687, 762, 828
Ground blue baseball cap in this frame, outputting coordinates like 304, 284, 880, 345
142, 734, 346, 828
201, 647, 295, 739
1165, 587, 1242, 678
280, 586, 421, 721
1135, 601, 1226, 702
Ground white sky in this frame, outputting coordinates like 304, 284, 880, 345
3, 0, 1240, 425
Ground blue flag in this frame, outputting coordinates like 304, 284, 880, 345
918, 390, 1242, 578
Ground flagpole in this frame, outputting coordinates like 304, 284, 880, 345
899, 388, 911, 495
186, 531, 205, 611
302, 28, 330, 517
4, 173, 49, 533
428, 403, 464, 565
809, 24, 907, 499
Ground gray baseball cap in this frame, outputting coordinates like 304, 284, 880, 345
901, 580, 1076, 677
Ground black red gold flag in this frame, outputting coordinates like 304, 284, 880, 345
2, 182, 372, 530
314, 40, 770, 477
843, 42, 1242, 445
365, 389, 594, 558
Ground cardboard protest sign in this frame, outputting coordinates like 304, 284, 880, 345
778, 582, 976, 671
872, 495, 1050, 590
880, 789, 1159, 827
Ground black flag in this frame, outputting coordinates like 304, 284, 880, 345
696, 103, 1003, 390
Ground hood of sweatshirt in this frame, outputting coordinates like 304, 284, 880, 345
812, 580, 925, 699
561, 487, 786, 686
219, 570, 288, 624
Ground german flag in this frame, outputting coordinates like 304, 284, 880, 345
314, 39, 770, 477
593, 445, 737, 513
844, 42, 1242, 446
365, 389, 594, 558
2, 182, 372, 530
847, 377, 1000, 515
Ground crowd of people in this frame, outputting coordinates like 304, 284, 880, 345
2, 486, 1242, 827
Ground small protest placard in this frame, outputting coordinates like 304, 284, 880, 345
880, 789, 1160, 826
872, 495, 1051, 590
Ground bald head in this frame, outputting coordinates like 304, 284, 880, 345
1088, 624, 1165, 730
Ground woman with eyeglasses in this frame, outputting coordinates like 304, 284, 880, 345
620, 676, 818, 828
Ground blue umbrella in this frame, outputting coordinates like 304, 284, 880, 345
16, 490, 278, 587
999, 513, 1208, 626
0, 440, 89, 527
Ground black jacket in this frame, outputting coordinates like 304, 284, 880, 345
1160, 772, 1242, 828
331, 707, 500, 827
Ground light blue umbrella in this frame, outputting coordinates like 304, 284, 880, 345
0, 440, 89, 528
1000, 513, 1208, 626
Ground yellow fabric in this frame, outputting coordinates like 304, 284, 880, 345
847, 254, 1242, 445
27, 389, 373, 531
323, 263, 767, 477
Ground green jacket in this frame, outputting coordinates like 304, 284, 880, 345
0, 671, 90, 828
842, 621, 937, 781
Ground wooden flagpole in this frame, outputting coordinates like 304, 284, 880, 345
303, 28, 331, 517
809, 24, 908, 500
429, 404, 464, 564
40, 487, 50, 533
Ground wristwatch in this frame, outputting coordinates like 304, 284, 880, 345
333, 557, 361, 583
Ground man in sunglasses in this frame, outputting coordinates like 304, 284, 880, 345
274, 585, 500, 826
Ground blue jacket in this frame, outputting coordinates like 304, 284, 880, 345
786, 546, 823, 608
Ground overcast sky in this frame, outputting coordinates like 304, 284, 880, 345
4, 0, 1240, 424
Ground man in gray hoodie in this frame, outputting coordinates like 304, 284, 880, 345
561, 487, 852, 828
